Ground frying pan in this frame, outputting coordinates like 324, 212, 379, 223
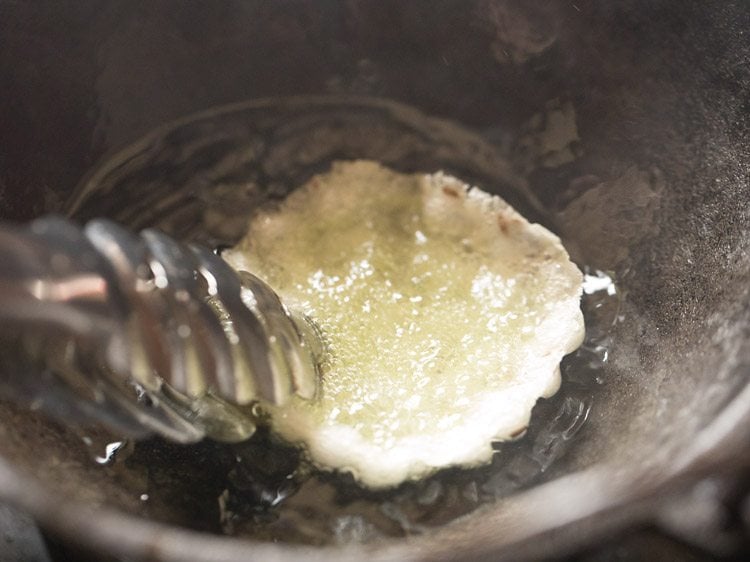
0, 1, 748, 559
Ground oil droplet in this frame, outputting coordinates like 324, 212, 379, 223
95, 440, 127, 465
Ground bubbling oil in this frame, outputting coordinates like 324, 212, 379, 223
223, 160, 584, 488
70, 97, 622, 545
93, 270, 617, 544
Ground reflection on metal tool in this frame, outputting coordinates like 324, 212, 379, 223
0, 216, 322, 443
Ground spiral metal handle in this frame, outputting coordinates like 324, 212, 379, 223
0, 216, 322, 443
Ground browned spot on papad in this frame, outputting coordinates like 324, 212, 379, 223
497, 215, 510, 234
510, 426, 528, 439
442, 186, 460, 198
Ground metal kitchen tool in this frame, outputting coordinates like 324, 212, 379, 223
0, 215, 322, 443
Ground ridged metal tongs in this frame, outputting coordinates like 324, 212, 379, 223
0, 216, 323, 443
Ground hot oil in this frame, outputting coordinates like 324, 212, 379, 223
94, 267, 620, 545
70, 97, 622, 545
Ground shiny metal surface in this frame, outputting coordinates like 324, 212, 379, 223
0, 216, 320, 443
